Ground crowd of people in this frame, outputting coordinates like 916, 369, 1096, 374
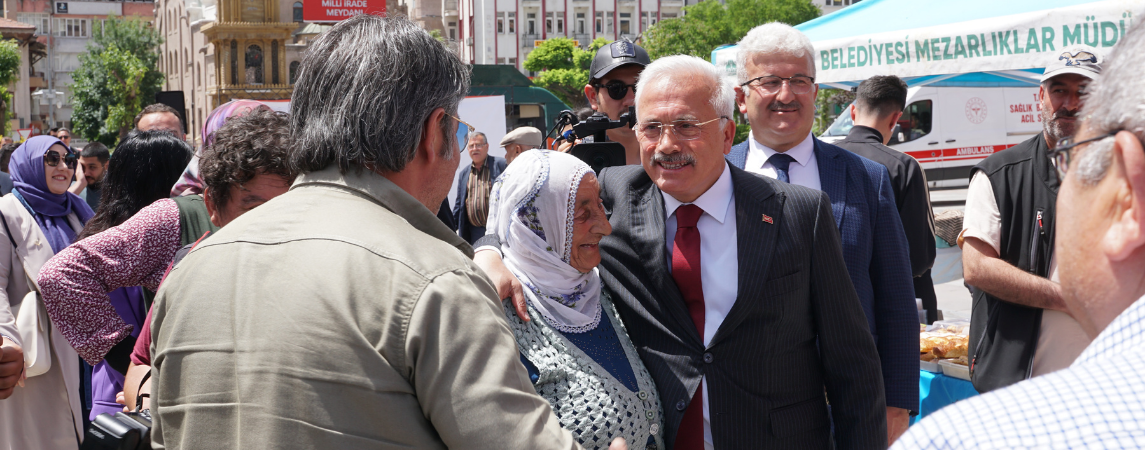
0, 10, 1141, 450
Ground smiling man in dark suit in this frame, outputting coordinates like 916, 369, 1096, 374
476, 54, 886, 449
726, 22, 918, 444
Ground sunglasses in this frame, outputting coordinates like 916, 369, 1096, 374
594, 80, 637, 101
44, 150, 78, 169
450, 114, 475, 151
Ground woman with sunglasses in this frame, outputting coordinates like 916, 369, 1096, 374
0, 135, 95, 449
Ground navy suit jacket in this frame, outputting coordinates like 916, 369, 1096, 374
728, 138, 919, 412
452, 155, 507, 241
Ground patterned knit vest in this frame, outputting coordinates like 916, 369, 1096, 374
504, 292, 665, 450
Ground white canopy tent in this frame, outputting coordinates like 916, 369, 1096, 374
711, 0, 1142, 88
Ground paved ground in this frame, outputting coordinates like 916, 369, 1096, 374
928, 187, 971, 320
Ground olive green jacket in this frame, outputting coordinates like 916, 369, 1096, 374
151, 166, 581, 450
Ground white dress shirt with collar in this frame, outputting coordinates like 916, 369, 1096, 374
661, 161, 739, 450
744, 132, 821, 191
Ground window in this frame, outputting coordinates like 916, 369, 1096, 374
606, 14, 613, 33
545, 12, 553, 34
576, 13, 585, 34
496, 13, 504, 34
898, 100, 933, 143
496, 57, 506, 64
196, 62, 201, 87
17, 13, 50, 35
293, 2, 303, 21
619, 12, 630, 35
53, 18, 89, 37
526, 13, 536, 35
557, 16, 564, 33
52, 54, 79, 72
289, 61, 301, 84
508, 57, 517, 66
245, 44, 264, 84
448, 21, 457, 40
595, 12, 602, 33
271, 40, 280, 84
230, 40, 238, 85
642, 11, 654, 29
507, 12, 515, 33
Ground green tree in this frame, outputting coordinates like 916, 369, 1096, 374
524, 37, 608, 110
72, 15, 164, 145
0, 40, 23, 137
643, 0, 820, 60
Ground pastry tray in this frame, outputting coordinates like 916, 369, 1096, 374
938, 360, 971, 381
920, 359, 942, 373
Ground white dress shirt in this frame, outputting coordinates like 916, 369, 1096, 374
662, 161, 738, 450
744, 132, 821, 191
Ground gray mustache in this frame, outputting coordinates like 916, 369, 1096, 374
769, 100, 802, 111
651, 152, 696, 165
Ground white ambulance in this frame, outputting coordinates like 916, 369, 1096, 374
819, 86, 1043, 188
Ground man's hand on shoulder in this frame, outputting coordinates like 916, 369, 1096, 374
473, 248, 529, 321
0, 337, 25, 399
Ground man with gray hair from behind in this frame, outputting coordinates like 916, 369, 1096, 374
895, 21, 1145, 448
145, 14, 612, 450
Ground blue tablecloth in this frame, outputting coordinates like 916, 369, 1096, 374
912, 370, 979, 425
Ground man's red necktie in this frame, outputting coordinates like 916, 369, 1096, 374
671, 204, 705, 450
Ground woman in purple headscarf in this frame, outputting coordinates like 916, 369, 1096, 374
170, 99, 272, 197
0, 136, 94, 449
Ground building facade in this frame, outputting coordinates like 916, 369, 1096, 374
155, 0, 400, 145
818, 0, 859, 15
454, 0, 698, 72
4, 0, 155, 139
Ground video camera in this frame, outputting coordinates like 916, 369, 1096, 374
548, 107, 636, 174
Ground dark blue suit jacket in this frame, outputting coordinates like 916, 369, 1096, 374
728, 138, 918, 412
452, 155, 507, 242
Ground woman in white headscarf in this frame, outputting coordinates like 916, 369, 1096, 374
488, 150, 664, 450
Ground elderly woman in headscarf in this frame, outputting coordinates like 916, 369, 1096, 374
170, 99, 272, 197
0, 136, 94, 449
488, 150, 664, 450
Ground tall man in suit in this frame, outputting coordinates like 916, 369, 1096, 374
835, 76, 937, 324
477, 55, 886, 449
452, 131, 507, 244
726, 22, 918, 443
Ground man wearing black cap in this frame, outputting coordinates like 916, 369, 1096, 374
584, 38, 650, 165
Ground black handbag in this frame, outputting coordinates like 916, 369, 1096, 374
81, 370, 153, 450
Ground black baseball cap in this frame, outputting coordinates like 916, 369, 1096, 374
589, 39, 650, 83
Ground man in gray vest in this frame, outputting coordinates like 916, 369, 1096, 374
961, 47, 1102, 392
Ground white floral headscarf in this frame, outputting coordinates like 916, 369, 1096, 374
487, 150, 602, 333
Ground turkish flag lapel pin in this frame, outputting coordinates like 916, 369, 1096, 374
761, 214, 774, 224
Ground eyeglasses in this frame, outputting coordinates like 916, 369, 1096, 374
58, 135, 71, 140
594, 80, 637, 101
450, 114, 475, 151
44, 150, 78, 169
740, 75, 816, 95
1051, 131, 1119, 179
634, 117, 728, 142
